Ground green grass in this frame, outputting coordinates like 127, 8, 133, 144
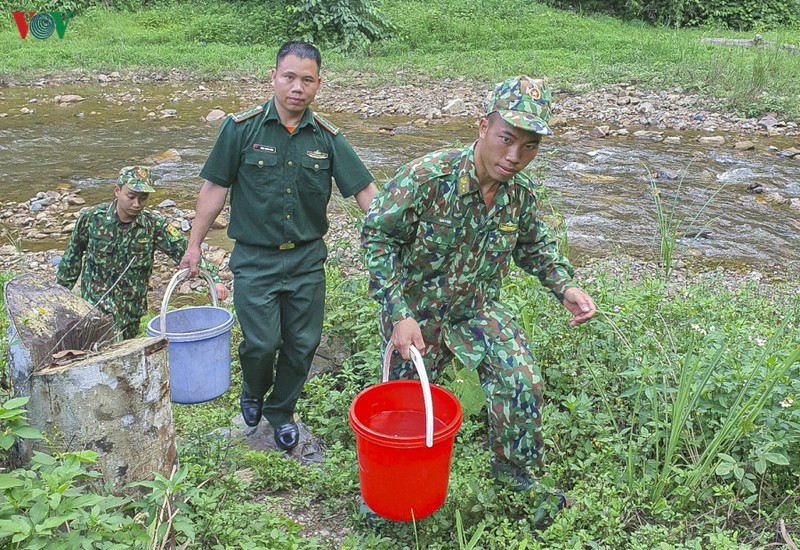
2, 0, 800, 118
2, 252, 799, 547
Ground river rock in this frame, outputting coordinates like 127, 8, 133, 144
143, 149, 182, 165
777, 147, 800, 158
735, 141, 755, 150
20, 107, 34, 115
633, 130, 662, 140
758, 115, 779, 129
211, 215, 228, 230
158, 199, 177, 208
205, 109, 226, 122
663, 136, 682, 144
55, 94, 85, 104
697, 136, 726, 145
443, 99, 465, 114
590, 126, 609, 138
759, 192, 790, 205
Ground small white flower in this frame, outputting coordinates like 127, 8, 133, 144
781, 397, 794, 408
755, 338, 766, 347
691, 324, 707, 336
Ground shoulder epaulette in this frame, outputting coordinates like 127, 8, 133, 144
412, 149, 457, 179
229, 104, 264, 123
313, 112, 340, 135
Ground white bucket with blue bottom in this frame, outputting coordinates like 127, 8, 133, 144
147, 268, 234, 404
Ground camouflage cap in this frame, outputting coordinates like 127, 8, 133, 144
484, 76, 553, 135
117, 165, 156, 193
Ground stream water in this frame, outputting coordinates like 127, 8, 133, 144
1, 82, 798, 270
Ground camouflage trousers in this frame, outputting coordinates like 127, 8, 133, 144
387, 310, 545, 473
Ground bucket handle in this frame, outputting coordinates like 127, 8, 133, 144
382, 342, 434, 448
157, 268, 218, 338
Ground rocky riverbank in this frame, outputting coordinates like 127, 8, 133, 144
3, 69, 800, 140
1, 70, 798, 300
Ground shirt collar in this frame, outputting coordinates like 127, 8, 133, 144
263, 98, 314, 128
106, 200, 145, 228
456, 142, 513, 197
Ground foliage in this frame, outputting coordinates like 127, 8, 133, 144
0, 397, 43, 451
647, 162, 727, 279
540, 0, 800, 30
0, 447, 148, 548
285, 0, 394, 52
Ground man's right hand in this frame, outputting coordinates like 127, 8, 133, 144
390, 317, 426, 360
179, 245, 202, 277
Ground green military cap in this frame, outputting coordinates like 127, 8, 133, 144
117, 165, 156, 192
485, 76, 553, 135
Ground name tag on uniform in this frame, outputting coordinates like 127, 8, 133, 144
253, 144, 276, 153
307, 150, 328, 159
499, 223, 517, 232
436, 217, 453, 226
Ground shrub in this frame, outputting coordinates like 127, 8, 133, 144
285, 0, 394, 52
542, 0, 800, 30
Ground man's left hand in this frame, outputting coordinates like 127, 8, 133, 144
562, 286, 596, 327
214, 283, 229, 301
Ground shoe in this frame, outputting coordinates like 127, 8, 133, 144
273, 421, 299, 451
240, 392, 263, 427
490, 458, 538, 492
358, 497, 382, 527
490, 458, 570, 524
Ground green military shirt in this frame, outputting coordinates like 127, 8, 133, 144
362, 143, 576, 366
200, 99, 374, 247
56, 201, 219, 338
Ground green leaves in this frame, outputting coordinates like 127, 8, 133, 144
286, 0, 394, 52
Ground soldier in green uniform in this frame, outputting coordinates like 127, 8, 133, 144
56, 165, 229, 340
362, 76, 596, 513
180, 41, 376, 451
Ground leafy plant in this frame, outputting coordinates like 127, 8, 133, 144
648, 163, 727, 278
286, 0, 394, 52
0, 396, 42, 451
129, 465, 200, 548
0, 450, 145, 548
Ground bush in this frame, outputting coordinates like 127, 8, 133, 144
542, 0, 800, 30
286, 0, 394, 52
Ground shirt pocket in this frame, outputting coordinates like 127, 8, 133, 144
411, 217, 463, 276
485, 228, 518, 273
242, 151, 279, 186
300, 157, 332, 196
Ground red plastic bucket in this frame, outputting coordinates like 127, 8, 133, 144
348, 345, 463, 521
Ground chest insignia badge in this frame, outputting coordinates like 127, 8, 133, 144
253, 144, 276, 153
307, 150, 329, 159
499, 223, 517, 232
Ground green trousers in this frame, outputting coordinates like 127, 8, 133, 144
230, 239, 327, 427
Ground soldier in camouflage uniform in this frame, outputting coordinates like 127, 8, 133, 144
180, 41, 376, 450
362, 76, 596, 501
56, 166, 228, 340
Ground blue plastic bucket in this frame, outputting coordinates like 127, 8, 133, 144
147, 269, 234, 404
147, 306, 234, 404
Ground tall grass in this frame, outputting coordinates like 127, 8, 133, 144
2, 0, 800, 118
648, 163, 728, 279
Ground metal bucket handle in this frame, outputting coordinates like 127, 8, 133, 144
158, 268, 218, 339
382, 342, 434, 448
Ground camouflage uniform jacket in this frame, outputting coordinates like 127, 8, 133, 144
56, 201, 219, 336
362, 143, 576, 367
